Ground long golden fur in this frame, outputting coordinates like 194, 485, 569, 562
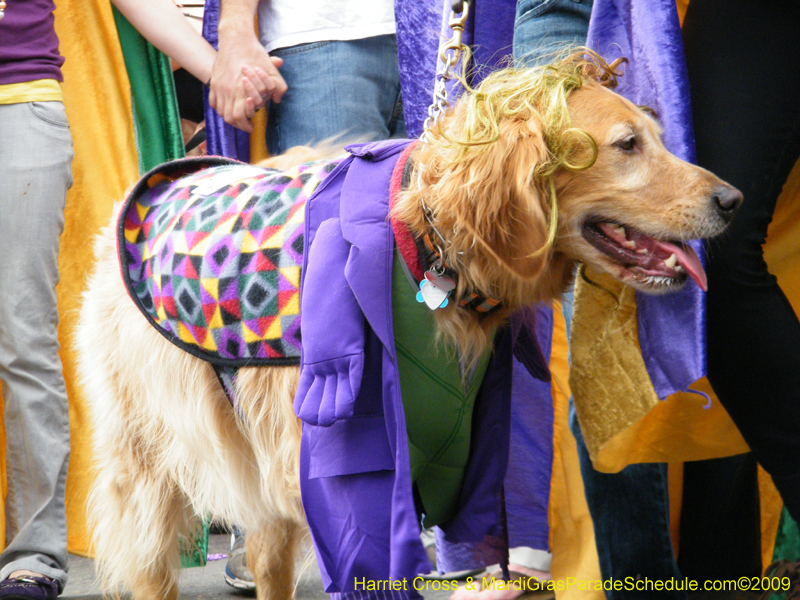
75, 51, 739, 600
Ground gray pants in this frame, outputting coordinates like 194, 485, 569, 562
0, 100, 73, 590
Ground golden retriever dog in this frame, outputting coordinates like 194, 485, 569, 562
75, 51, 741, 600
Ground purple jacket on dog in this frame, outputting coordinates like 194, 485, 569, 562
296, 139, 550, 597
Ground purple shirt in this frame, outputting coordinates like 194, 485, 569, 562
0, 0, 64, 85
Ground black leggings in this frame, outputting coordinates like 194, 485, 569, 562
683, 0, 800, 521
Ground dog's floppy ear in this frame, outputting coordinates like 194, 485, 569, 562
489, 118, 554, 280
441, 116, 554, 283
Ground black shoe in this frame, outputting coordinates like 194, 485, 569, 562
0, 575, 59, 600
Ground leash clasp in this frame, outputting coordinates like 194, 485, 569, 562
439, 1, 470, 66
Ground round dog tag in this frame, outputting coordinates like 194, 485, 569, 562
424, 270, 456, 292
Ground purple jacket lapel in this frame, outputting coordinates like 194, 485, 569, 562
339, 140, 413, 353
340, 141, 434, 588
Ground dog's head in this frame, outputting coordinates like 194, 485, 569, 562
396, 50, 740, 359
555, 74, 741, 294
404, 50, 741, 302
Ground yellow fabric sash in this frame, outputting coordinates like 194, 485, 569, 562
0, 79, 62, 104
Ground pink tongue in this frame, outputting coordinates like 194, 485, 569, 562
653, 239, 707, 291
596, 224, 708, 291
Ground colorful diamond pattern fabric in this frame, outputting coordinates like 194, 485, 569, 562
119, 157, 340, 366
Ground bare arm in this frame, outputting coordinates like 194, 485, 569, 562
110, 0, 276, 130
111, 0, 217, 84
209, 0, 287, 132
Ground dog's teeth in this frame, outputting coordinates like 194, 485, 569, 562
613, 224, 625, 236
664, 253, 678, 269
645, 275, 674, 287
636, 248, 649, 254
623, 240, 637, 249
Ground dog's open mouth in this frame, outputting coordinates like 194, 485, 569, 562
582, 220, 707, 291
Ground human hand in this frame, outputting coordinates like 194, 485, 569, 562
209, 32, 287, 132
239, 62, 283, 123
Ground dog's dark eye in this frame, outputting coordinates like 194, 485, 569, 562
616, 137, 636, 152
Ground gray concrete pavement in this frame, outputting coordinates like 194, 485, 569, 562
59, 534, 462, 600
61, 534, 326, 600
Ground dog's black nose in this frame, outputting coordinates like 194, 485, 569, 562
712, 185, 743, 224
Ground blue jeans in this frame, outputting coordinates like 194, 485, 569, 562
267, 34, 406, 155
569, 413, 685, 598
513, 0, 593, 66
0, 101, 73, 591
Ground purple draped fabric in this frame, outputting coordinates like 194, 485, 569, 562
202, 0, 251, 161
456, 0, 516, 84
396, 0, 516, 138
587, 0, 706, 398
394, 1, 441, 139
506, 305, 554, 550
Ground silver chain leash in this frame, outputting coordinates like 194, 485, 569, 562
421, 0, 470, 141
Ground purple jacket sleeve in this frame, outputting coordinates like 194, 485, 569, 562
293, 218, 365, 427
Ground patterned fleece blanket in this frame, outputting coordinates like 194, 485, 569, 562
118, 156, 340, 369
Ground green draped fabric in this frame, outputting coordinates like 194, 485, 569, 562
112, 9, 206, 567
112, 6, 186, 173
772, 508, 800, 563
